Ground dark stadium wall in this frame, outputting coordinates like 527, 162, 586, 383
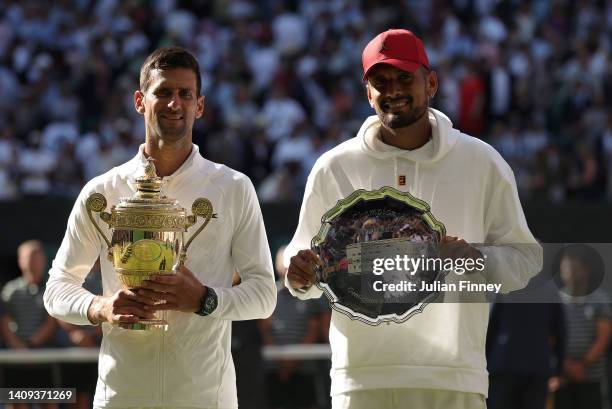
0, 198, 609, 284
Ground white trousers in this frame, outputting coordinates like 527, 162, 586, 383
332, 388, 487, 409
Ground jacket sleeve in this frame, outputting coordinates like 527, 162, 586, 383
479, 159, 543, 293
283, 169, 326, 300
43, 184, 102, 325
211, 176, 277, 320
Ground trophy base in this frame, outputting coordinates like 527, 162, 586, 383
119, 319, 168, 331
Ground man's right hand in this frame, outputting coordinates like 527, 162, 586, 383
87, 289, 156, 325
287, 249, 320, 290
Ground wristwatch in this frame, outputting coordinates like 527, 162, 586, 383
195, 286, 218, 316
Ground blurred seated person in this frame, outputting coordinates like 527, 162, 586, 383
0, 240, 58, 409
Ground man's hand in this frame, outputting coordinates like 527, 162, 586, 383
68, 328, 97, 347
138, 265, 206, 313
287, 249, 320, 290
439, 235, 483, 261
548, 376, 563, 392
87, 289, 156, 325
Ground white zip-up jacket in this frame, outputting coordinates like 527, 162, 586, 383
285, 109, 542, 397
44, 144, 277, 408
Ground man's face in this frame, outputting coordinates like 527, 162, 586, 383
135, 68, 204, 143
18, 246, 46, 284
366, 64, 436, 129
560, 256, 590, 289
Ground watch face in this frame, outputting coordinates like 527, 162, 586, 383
203, 288, 217, 314
205, 296, 217, 312
196, 288, 218, 316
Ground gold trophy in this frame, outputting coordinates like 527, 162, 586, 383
85, 158, 214, 330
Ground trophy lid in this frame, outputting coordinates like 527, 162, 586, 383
116, 157, 184, 212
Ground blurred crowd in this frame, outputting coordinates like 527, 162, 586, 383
0, 0, 610, 203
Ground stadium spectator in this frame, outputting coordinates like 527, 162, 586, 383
0, 240, 57, 349
0, 240, 58, 409
553, 245, 612, 409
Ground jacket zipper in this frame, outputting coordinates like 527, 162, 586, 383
159, 183, 170, 405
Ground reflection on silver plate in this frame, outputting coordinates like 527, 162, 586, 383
312, 186, 446, 325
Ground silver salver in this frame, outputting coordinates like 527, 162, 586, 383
312, 186, 446, 325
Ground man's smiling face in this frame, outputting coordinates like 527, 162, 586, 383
366, 64, 436, 130
136, 68, 204, 143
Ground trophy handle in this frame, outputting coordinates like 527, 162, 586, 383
85, 193, 113, 255
179, 198, 215, 266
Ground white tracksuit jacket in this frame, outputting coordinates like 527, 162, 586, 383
44, 144, 277, 408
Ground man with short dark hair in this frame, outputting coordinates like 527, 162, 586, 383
2, 241, 57, 350
285, 29, 542, 408
44, 46, 277, 409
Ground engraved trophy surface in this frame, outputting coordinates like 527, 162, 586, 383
86, 158, 214, 330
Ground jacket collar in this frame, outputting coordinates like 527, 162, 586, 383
358, 108, 459, 163
121, 143, 205, 184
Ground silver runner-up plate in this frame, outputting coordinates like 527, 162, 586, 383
312, 186, 447, 325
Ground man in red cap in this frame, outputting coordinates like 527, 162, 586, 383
284, 29, 542, 408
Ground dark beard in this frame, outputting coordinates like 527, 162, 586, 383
380, 106, 428, 128
157, 121, 188, 141
378, 96, 428, 129
160, 127, 187, 140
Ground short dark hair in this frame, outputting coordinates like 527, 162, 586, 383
139, 46, 202, 95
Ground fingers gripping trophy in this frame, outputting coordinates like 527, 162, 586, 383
85, 158, 214, 330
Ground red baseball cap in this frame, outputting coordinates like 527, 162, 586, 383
362, 29, 430, 81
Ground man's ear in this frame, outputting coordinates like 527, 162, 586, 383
195, 95, 205, 119
134, 90, 145, 114
366, 83, 374, 108
426, 70, 438, 99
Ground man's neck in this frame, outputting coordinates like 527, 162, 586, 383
568, 283, 589, 298
22, 273, 39, 286
379, 111, 432, 150
144, 138, 193, 177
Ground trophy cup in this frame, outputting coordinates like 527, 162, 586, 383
85, 158, 214, 330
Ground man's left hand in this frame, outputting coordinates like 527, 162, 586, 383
139, 265, 206, 313
440, 235, 483, 261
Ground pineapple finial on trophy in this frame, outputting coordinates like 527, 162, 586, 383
143, 157, 158, 180
136, 157, 163, 199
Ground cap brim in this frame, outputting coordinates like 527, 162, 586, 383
363, 59, 421, 81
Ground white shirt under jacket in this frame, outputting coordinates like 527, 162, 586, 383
44, 144, 277, 408
285, 109, 542, 398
